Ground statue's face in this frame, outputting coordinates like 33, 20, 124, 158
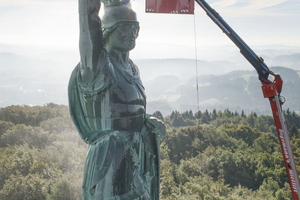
107, 22, 139, 52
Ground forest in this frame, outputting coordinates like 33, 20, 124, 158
0, 104, 300, 199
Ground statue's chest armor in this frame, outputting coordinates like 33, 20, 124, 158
80, 66, 146, 132
108, 76, 146, 118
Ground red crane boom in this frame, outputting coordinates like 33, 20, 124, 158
146, 0, 300, 198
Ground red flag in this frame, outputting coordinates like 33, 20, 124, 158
146, 0, 194, 14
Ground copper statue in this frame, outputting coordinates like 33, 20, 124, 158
68, 0, 165, 199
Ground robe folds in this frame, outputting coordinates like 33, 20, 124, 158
68, 51, 163, 200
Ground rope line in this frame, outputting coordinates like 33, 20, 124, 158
193, 10, 200, 114
193, 9, 204, 200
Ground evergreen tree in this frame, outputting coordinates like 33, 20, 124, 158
289, 124, 300, 140
211, 108, 217, 120
152, 111, 164, 121
241, 110, 246, 118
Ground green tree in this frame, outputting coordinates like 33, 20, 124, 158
0, 125, 49, 148
0, 174, 48, 200
289, 123, 300, 140
0, 120, 14, 138
160, 159, 178, 199
194, 110, 202, 119
152, 111, 164, 121
252, 132, 279, 153
247, 113, 257, 128
241, 110, 246, 118
47, 179, 74, 200
256, 177, 280, 199
201, 115, 209, 124
211, 109, 217, 120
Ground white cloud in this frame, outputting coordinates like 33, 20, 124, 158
209, 0, 293, 17
212, 0, 287, 9
0, 0, 78, 48
211, 0, 238, 8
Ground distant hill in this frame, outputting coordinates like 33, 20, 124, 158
135, 58, 238, 81
145, 67, 300, 116
1, 51, 299, 116
272, 53, 300, 70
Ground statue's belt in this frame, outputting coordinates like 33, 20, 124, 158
85, 114, 145, 132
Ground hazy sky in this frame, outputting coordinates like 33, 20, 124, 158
1, 0, 300, 60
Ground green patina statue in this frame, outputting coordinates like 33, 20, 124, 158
68, 0, 166, 199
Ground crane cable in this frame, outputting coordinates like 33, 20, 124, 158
193, 8, 204, 200
193, 11, 200, 114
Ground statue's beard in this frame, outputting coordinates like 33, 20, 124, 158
123, 36, 136, 50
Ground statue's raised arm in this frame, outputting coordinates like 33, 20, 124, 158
78, 0, 103, 83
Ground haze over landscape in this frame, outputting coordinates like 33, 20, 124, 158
2, 2, 300, 199
0, 0, 300, 115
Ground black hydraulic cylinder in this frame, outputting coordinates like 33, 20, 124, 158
195, 0, 270, 81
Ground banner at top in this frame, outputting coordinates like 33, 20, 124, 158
146, 0, 194, 14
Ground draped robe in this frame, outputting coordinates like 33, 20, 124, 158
68, 50, 162, 200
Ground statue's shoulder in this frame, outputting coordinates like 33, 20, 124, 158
68, 63, 80, 90
129, 59, 140, 76
72, 50, 112, 82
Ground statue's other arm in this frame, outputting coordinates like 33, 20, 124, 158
145, 114, 166, 139
78, 0, 104, 83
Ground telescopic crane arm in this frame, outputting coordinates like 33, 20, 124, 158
195, 0, 300, 199
195, 0, 270, 82
145, 0, 300, 198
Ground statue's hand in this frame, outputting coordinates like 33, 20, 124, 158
145, 115, 166, 139
79, 0, 101, 15
89, 0, 101, 12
